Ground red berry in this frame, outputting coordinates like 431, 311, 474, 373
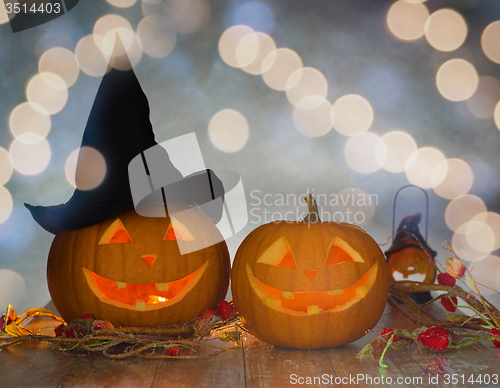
437, 273, 456, 287
417, 327, 450, 351
64, 327, 76, 338
91, 319, 115, 332
165, 345, 181, 356
199, 309, 216, 320
54, 323, 66, 337
80, 314, 93, 320
381, 328, 399, 342
491, 328, 500, 348
441, 296, 458, 312
217, 301, 235, 321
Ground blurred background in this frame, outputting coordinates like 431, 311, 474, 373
1, 0, 500, 313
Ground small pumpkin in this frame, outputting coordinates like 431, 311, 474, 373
231, 194, 389, 349
47, 204, 230, 327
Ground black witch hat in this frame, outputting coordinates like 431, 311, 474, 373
26, 38, 224, 234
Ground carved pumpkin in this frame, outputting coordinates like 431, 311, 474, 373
47, 204, 230, 327
231, 195, 389, 349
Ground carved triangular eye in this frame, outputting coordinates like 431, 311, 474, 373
99, 219, 133, 245
325, 237, 364, 266
163, 217, 195, 241
257, 237, 297, 269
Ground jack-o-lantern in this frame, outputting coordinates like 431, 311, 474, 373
231, 195, 389, 349
47, 204, 230, 327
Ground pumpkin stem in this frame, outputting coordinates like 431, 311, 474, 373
302, 194, 321, 223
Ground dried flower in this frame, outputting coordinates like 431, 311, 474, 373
445, 257, 466, 279
437, 273, 456, 287
417, 327, 450, 351
441, 296, 458, 313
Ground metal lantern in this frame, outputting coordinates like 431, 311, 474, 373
385, 186, 437, 303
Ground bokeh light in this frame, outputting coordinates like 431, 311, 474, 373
285, 67, 328, 107
377, 131, 418, 173
465, 75, 500, 119
292, 96, 333, 137
405, 147, 446, 188
101, 29, 143, 70
164, 0, 211, 34
481, 21, 500, 64
495, 101, 500, 131
424, 9, 467, 52
93, 14, 142, 69
26, 73, 68, 115
75, 34, 109, 77
452, 222, 489, 262
471, 212, 500, 252
240, 32, 276, 75
261, 48, 303, 91
208, 109, 249, 152
9, 136, 51, 176
331, 94, 374, 136
0, 186, 13, 224
38, 47, 79, 88
344, 132, 385, 174
0, 1, 16, 25
0, 269, 26, 308
387, 0, 429, 41
465, 219, 495, 254
106, 0, 137, 8
65, 147, 107, 191
0, 148, 13, 186
432, 158, 473, 199
219, 25, 256, 68
445, 194, 487, 232
234, 31, 261, 69
436, 58, 478, 101
9, 102, 51, 143
468, 255, 500, 296
137, 16, 177, 59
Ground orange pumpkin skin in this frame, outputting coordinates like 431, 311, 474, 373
47, 205, 230, 327
231, 221, 389, 349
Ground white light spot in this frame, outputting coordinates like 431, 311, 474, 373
436, 58, 479, 101
208, 109, 249, 153
331, 94, 374, 136
405, 147, 446, 189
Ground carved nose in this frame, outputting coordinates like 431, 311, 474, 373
304, 270, 317, 281
141, 254, 159, 267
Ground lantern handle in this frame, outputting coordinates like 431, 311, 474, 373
391, 184, 429, 242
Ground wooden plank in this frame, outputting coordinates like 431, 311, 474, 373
153, 348, 246, 388
243, 332, 339, 388
0, 342, 76, 388
59, 353, 158, 388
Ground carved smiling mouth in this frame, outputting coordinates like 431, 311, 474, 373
83, 260, 209, 311
247, 262, 378, 316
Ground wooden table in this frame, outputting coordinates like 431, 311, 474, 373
1, 302, 499, 388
